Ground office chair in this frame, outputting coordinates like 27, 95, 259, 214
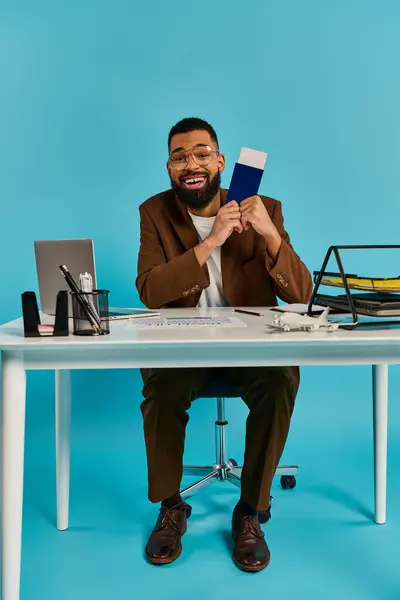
180, 379, 298, 524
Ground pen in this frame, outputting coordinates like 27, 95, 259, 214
232, 308, 265, 317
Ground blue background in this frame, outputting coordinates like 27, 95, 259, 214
1, 1, 400, 599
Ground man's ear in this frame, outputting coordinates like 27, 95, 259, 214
218, 153, 226, 174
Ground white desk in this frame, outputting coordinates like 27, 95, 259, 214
0, 307, 397, 600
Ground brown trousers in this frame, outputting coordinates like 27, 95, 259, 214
140, 366, 299, 511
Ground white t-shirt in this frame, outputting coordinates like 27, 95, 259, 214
188, 212, 228, 308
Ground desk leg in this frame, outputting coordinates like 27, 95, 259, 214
55, 370, 71, 531
372, 364, 388, 525
1, 352, 26, 600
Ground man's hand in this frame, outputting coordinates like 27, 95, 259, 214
240, 195, 282, 261
194, 201, 243, 267
240, 196, 275, 237
208, 201, 243, 247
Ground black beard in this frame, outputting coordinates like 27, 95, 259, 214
170, 171, 221, 210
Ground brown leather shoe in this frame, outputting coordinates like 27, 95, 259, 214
232, 513, 270, 572
145, 503, 191, 565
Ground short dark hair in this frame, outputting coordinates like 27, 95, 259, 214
168, 117, 219, 150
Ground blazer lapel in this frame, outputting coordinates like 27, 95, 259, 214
168, 188, 240, 296
169, 192, 200, 250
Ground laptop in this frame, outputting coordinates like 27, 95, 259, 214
34, 239, 159, 320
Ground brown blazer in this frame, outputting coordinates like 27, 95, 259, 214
136, 188, 312, 310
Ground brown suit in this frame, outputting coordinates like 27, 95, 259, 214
136, 188, 312, 510
137, 188, 311, 309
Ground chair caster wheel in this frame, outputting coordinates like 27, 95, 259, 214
258, 508, 272, 524
281, 475, 296, 490
229, 458, 238, 467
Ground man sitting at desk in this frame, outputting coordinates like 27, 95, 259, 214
136, 118, 312, 572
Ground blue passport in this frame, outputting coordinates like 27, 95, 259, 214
226, 147, 268, 204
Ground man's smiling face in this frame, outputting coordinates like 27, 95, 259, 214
167, 129, 225, 210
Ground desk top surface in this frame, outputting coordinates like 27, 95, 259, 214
1, 307, 400, 351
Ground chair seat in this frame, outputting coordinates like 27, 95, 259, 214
199, 378, 237, 399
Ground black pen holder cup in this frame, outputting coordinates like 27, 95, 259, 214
71, 290, 110, 336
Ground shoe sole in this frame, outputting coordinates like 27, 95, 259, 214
145, 542, 183, 566
232, 551, 270, 573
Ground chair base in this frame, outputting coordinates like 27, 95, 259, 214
180, 397, 298, 508
181, 461, 298, 501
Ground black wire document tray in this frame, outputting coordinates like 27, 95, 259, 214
308, 245, 400, 328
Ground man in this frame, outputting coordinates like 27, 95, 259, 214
136, 117, 312, 572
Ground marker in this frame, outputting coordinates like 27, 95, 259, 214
80, 272, 100, 323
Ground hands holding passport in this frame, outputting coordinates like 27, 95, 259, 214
208, 196, 279, 248
195, 195, 282, 267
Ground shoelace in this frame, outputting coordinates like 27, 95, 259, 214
237, 515, 265, 539
155, 506, 184, 535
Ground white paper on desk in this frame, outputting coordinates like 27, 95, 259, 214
128, 316, 247, 328
271, 304, 325, 314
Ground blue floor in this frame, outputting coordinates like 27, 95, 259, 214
17, 365, 400, 599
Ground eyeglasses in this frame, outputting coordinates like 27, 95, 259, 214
168, 144, 219, 171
